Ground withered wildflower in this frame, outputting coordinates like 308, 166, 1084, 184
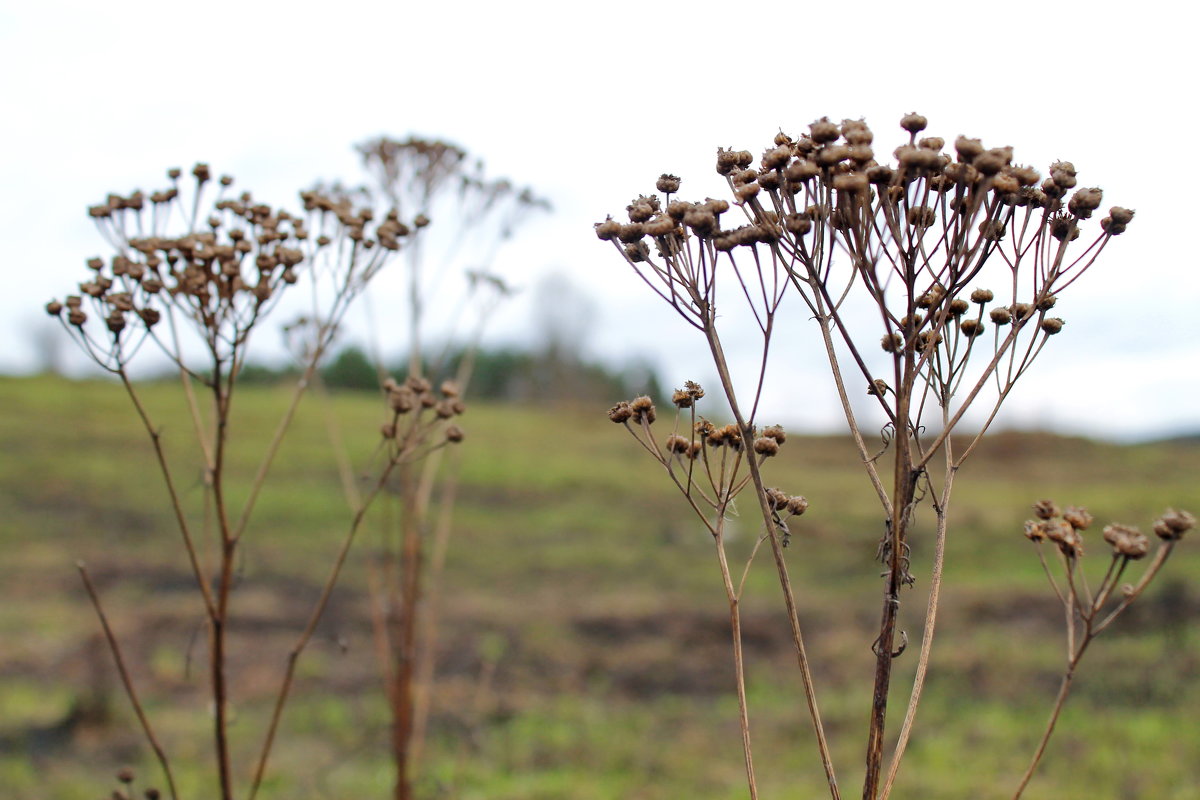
47, 162, 439, 800
50, 164, 411, 376
598, 112, 1144, 800
1016, 502, 1191, 796
1154, 508, 1196, 540
605, 379, 810, 791
630, 395, 657, 424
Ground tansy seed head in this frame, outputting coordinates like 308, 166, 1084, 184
718, 423, 742, 450
959, 319, 984, 338
1154, 509, 1195, 540
672, 389, 694, 408
1033, 499, 1060, 520
1040, 317, 1065, 335
630, 395, 656, 424
765, 487, 789, 511
1103, 524, 1149, 559
1108, 206, 1135, 225
753, 437, 780, 457
1063, 506, 1093, 530
608, 401, 633, 423
900, 112, 927, 134
666, 434, 690, 454
810, 117, 841, 144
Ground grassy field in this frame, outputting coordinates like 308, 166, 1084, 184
1, 374, 1197, 799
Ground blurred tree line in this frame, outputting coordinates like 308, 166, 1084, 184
236, 344, 665, 406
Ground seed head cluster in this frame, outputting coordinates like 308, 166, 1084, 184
596, 114, 1132, 439
608, 381, 807, 548
48, 164, 415, 372
381, 375, 467, 449
1024, 501, 1192, 561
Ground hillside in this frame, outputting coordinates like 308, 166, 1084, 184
1, 375, 1197, 799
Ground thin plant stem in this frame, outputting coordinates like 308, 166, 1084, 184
705, 321, 841, 800
1012, 655, 1081, 798
715, 523, 759, 799
880, 468, 955, 798
248, 459, 401, 799
117, 371, 216, 619
78, 563, 179, 800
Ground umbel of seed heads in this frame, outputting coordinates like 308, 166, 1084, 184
381, 375, 466, 445
1023, 500, 1195, 559
596, 113, 1133, 350
46, 164, 414, 350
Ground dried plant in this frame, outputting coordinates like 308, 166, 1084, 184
610, 385, 816, 800
1015, 504, 1195, 797
597, 113, 1175, 798
336, 136, 547, 800
47, 164, 427, 799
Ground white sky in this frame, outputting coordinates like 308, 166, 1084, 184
2, 0, 1196, 440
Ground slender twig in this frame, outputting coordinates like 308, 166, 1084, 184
78, 563, 179, 800
248, 457, 402, 799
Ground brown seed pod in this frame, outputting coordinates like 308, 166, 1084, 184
765, 487, 789, 511
959, 318, 984, 338
608, 401, 633, 424
900, 112, 928, 134
1040, 317, 1065, 335
989, 307, 1013, 325
810, 117, 841, 144
666, 434, 691, 454
785, 495, 809, 516
753, 437, 780, 457
1033, 499, 1060, 520
1154, 509, 1196, 540
630, 395, 656, 424
762, 424, 785, 444
1063, 507, 1093, 530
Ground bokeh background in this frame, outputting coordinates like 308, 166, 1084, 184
2, 1, 1198, 798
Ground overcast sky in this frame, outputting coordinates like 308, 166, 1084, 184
2, 0, 1196, 440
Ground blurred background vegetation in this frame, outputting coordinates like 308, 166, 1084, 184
1, 373, 1197, 799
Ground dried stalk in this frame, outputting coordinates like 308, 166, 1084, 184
77, 563, 179, 800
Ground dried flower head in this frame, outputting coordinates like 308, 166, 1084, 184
1063, 506, 1094, 530
786, 495, 809, 516
1153, 509, 1196, 540
608, 401, 633, 424
1033, 500, 1060, 520
1040, 317, 1065, 335
666, 434, 691, 455
1103, 524, 1149, 559
629, 396, 657, 425
753, 437, 780, 457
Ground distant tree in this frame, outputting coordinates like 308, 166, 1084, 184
320, 345, 377, 390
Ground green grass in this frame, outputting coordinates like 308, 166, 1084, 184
0, 374, 1197, 799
